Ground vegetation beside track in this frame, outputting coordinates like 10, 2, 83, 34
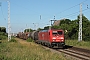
0, 38, 68, 60
39, 15, 90, 41
65, 40, 90, 50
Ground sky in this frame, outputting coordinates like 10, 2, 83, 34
0, 0, 90, 33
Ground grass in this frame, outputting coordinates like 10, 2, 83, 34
0, 38, 68, 60
26, 38, 34, 42
0, 35, 7, 40
65, 39, 90, 50
9, 38, 17, 42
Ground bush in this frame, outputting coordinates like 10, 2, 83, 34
9, 39, 17, 42
0, 35, 7, 40
27, 38, 34, 42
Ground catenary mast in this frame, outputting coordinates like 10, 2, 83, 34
7, 0, 11, 41
78, 3, 82, 41
0, 0, 11, 41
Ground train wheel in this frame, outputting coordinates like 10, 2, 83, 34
51, 45, 54, 48
41, 42, 43, 45
62, 45, 65, 49
48, 44, 52, 48
42, 42, 45, 46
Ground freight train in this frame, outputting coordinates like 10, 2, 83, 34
16, 32, 30, 40
17, 29, 65, 48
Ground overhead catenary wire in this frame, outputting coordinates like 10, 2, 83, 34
5, 0, 88, 22
60, 7, 90, 19
0, 2, 6, 20
56, 0, 88, 19
59, 1, 89, 19
60, 11, 79, 19
42, 0, 88, 20
60, 0, 88, 13
1, 0, 89, 32
9, 0, 88, 21
9, 0, 89, 29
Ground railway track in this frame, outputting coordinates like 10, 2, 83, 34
42, 45, 90, 60
56, 49, 90, 60
69, 46, 90, 55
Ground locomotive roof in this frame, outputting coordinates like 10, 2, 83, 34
40, 30, 48, 32
39, 29, 63, 32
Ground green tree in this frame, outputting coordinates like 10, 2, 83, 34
44, 26, 50, 30
0, 27, 6, 33
59, 19, 71, 26
24, 28, 33, 32
37, 28, 43, 31
50, 15, 90, 41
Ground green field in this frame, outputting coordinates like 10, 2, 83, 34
0, 38, 68, 60
65, 39, 90, 50
1, 37, 90, 60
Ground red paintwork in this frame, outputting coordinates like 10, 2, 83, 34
38, 29, 64, 44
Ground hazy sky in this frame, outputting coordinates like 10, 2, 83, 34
0, 0, 90, 33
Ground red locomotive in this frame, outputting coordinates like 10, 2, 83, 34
38, 29, 65, 48
31, 29, 65, 48
17, 29, 65, 48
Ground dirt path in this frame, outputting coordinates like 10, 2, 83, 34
14, 38, 38, 46
15, 38, 30, 45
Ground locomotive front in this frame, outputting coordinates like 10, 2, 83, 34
50, 30, 65, 47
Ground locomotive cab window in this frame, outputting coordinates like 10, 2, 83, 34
52, 31, 63, 35
58, 31, 63, 35
52, 31, 57, 35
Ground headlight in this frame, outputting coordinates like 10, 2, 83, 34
52, 37, 56, 39
53, 40, 55, 41
60, 37, 64, 39
62, 40, 63, 41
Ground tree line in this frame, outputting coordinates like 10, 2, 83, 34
51, 15, 90, 41
0, 27, 6, 35
0, 27, 7, 40
24, 15, 90, 41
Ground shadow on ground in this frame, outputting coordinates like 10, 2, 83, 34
64, 45, 73, 49
53, 45, 73, 49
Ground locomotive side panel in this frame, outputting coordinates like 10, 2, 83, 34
38, 31, 50, 42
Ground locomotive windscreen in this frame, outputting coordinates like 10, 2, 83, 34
52, 31, 63, 35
